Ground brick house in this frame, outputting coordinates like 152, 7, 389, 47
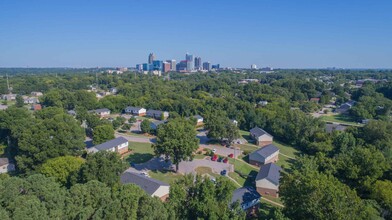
250, 127, 273, 147
121, 171, 170, 201
87, 137, 129, 154
255, 163, 281, 198
249, 144, 279, 166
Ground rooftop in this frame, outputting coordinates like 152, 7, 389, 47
0, 158, 9, 166
231, 187, 260, 207
93, 137, 128, 151
250, 127, 272, 138
249, 144, 279, 162
255, 163, 282, 186
120, 171, 169, 196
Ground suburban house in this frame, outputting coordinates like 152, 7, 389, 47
325, 123, 348, 133
91, 108, 111, 117
31, 104, 42, 111
335, 100, 356, 114
87, 137, 129, 154
146, 109, 169, 120
23, 96, 39, 104
124, 106, 146, 116
120, 171, 170, 201
193, 115, 204, 126
255, 163, 282, 198
249, 144, 279, 166
1, 94, 16, 100
150, 120, 166, 130
258, 101, 268, 107
230, 119, 238, 126
250, 127, 273, 147
31, 91, 43, 97
109, 87, 118, 94
230, 187, 261, 212
0, 158, 15, 174
67, 110, 77, 116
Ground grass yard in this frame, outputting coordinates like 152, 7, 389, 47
319, 114, 361, 126
228, 157, 259, 187
125, 142, 154, 164
195, 166, 221, 178
148, 170, 183, 184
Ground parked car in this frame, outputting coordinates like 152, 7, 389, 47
220, 170, 227, 176
140, 172, 149, 177
211, 154, 218, 161
212, 148, 217, 153
228, 153, 234, 158
217, 157, 223, 162
223, 158, 228, 163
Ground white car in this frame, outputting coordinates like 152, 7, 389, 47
140, 172, 149, 177
212, 149, 217, 153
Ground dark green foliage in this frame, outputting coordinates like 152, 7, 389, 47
168, 174, 244, 219
15, 95, 24, 107
140, 119, 151, 134
93, 124, 115, 145
76, 151, 127, 187
153, 118, 199, 172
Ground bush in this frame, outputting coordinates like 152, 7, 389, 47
243, 150, 252, 156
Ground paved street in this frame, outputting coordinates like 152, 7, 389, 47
177, 158, 234, 174
115, 132, 156, 143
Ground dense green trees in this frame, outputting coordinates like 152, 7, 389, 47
93, 124, 115, 145
16, 112, 85, 173
39, 156, 84, 187
153, 118, 199, 172
140, 119, 151, 134
168, 174, 243, 219
76, 151, 127, 187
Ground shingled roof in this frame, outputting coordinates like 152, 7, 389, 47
0, 158, 9, 166
93, 137, 128, 151
255, 163, 281, 186
249, 144, 279, 163
231, 187, 260, 207
250, 127, 272, 138
120, 171, 169, 196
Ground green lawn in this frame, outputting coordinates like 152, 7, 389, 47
148, 170, 183, 184
228, 157, 259, 187
195, 166, 221, 179
319, 114, 361, 126
272, 141, 298, 158
194, 154, 207, 159
125, 142, 154, 164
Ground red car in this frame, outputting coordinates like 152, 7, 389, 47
211, 154, 218, 161
228, 153, 234, 158
223, 158, 228, 163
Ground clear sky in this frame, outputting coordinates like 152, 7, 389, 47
0, 0, 391, 68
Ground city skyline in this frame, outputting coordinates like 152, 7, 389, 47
0, 0, 391, 68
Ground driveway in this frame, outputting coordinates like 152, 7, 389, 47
115, 132, 156, 143
178, 158, 234, 174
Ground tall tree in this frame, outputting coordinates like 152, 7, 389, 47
16, 113, 85, 173
39, 156, 84, 187
15, 95, 24, 107
93, 124, 115, 145
140, 119, 151, 134
153, 118, 199, 172
76, 151, 127, 187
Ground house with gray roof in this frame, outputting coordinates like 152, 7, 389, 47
124, 106, 146, 116
249, 144, 279, 166
87, 137, 128, 154
335, 100, 356, 114
230, 187, 261, 212
255, 163, 281, 198
150, 120, 166, 130
325, 123, 348, 133
193, 115, 204, 125
91, 108, 111, 117
121, 171, 170, 201
0, 158, 15, 174
250, 127, 273, 147
146, 109, 169, 120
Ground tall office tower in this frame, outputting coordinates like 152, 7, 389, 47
185, 53, 194, 71
203, 62, 211, 71
176, 60, 188, 72
166, 60, 176, 71
251, 64, 257, 69
163, 62, 171, 72
148, 53, 155, 64
152, 60, 163, 71
194, 57, 201, 70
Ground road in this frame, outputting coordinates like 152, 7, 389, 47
177, 158, 234, 174
115, 132, 155, 143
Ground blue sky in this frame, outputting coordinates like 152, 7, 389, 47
0, 0, 391, 68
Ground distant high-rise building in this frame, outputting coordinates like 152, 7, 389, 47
148, 53, 155, 64
185, 53, 194, 71
163, 62, 171, 72
152, 60, 163, 71
166, 60, 176, 71
212, 64, 220, 69
194, 57, 202, 70
176, 60, 188, 72
203, 62, 211, 71
136, 64, 143, 71
251, 64, 257, 69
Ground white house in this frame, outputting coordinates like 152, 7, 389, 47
91, 108, 111, 117
0, 158, 15, 174
124, 106, 146, 116
87, 137, 129, 154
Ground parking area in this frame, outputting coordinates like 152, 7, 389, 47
178, 158, 234, 174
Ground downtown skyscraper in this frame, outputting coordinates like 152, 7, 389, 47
148, 53, 155, 64
185, 53, 194, 71
194, 57, 201, 70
